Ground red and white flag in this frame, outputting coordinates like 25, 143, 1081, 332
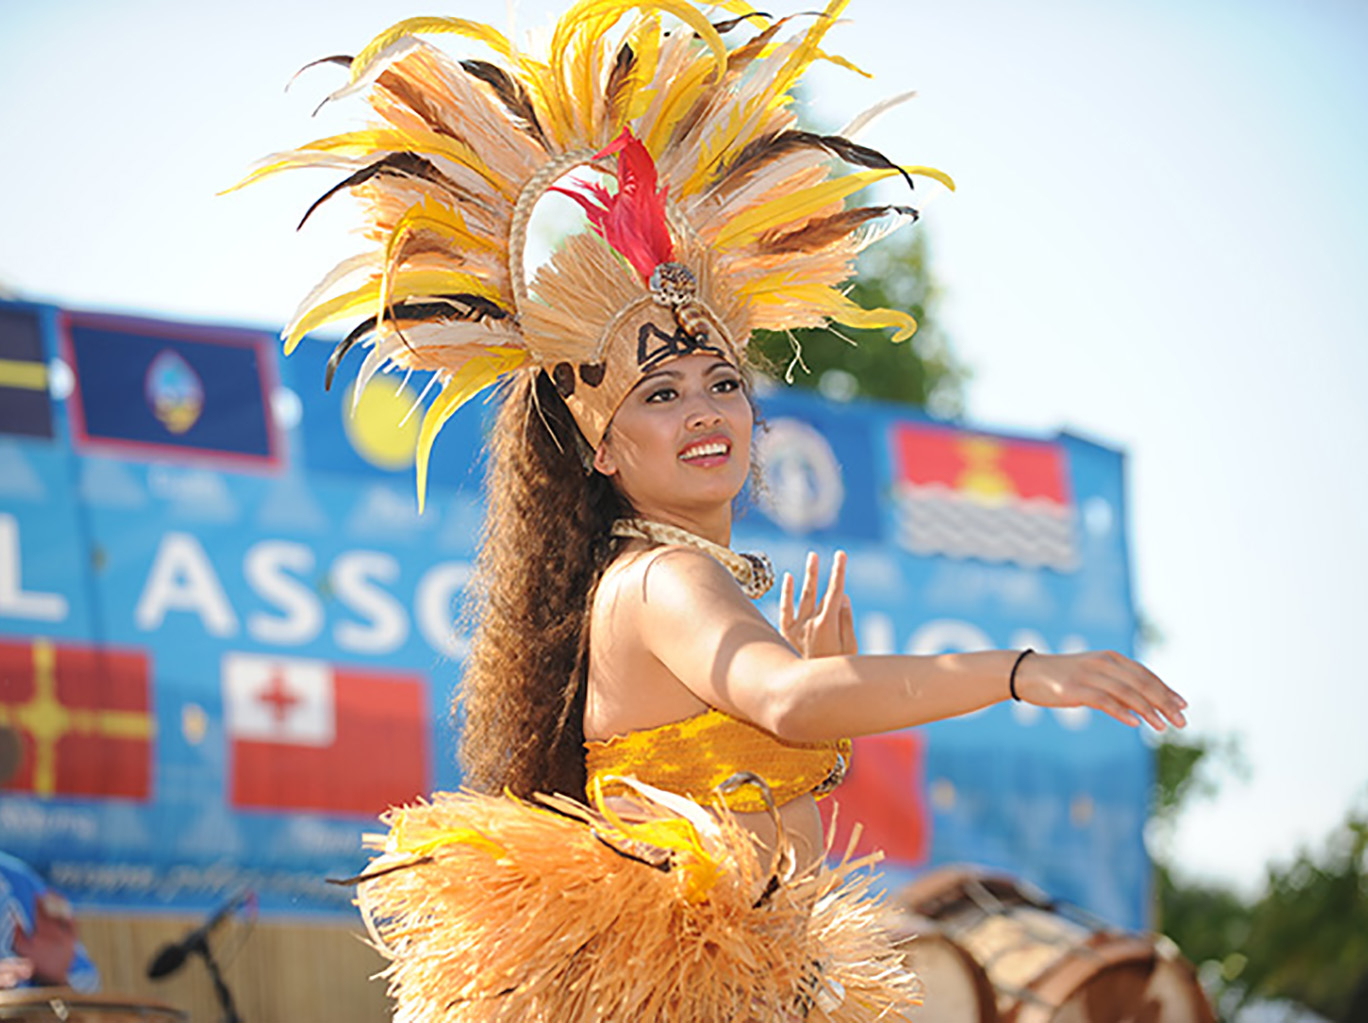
222, 652, 429, 816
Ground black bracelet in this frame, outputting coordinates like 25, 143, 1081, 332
1009, 648, 1034, 702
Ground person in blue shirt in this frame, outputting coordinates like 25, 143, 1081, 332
0, 727, 100, 992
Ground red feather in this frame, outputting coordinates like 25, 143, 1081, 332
551, 129, 674, 281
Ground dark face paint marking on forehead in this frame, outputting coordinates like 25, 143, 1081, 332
636, 321, 726, 371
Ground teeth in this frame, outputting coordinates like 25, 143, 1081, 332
681, 441, 727, 460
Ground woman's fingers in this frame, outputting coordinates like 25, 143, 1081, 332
798, 551, 820, 620
1019, 651, 1185, 731
1096, 654, 1186, 730
839, 593, 857, 655
819, 550, 848, 619
1085, 687, 1144, 729
779, 571, 795, 633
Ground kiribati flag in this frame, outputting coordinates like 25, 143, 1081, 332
62, 311, 280, 469
0, 304, 54, 439
890, 422, 1078, 571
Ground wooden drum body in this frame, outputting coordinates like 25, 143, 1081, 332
886, 868, 1214, 1023
0, 988, 187, 1022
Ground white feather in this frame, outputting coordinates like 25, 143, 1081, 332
323, 37, 425, 108
838, 89, 917, 140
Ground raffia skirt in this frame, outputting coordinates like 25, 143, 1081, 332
353, 779, 920, 1023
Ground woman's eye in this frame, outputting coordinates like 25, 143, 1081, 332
645, 387, 677, 403
713, 377, 741, 393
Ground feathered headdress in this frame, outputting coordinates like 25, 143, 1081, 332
231, 0, 952, 508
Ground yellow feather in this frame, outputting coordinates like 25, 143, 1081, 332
712, 168, 897, 248
415, 347, 527, 512
713, 0, 768, 17
816, 48, 872, 78
743, 282, 918, 341
299, 129, 518, 201
623, 16, 662, 123
554, 0, 727, 81
350, 16, 514, 83
284, 269, 506, 352
589, 779, 720, 904
382, 196, 502, 328
680, 4, 850, 196
641, 55, 716, 154
828, 297, 919, 341
905, 165, 957, 191
399, 826, 507, 860
715, 164, 955, 249
379, 197, 498, 340
220, 152, 344, 194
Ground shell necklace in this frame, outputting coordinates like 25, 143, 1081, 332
610, 519, 774, 598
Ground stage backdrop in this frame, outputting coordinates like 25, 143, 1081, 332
0, 299, 1149, 929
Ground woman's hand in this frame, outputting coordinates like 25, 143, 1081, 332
779, 550, 858, 659
1013, 650, 1187, 731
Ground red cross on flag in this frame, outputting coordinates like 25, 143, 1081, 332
222, 652, 429, 817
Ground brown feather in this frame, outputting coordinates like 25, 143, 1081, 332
297, 152, 474, 230
325, 295, 508, 390
792, 130, 918, 191
288, 54, 353, 93
709, 12, 771, 34
713, 129, 917, 193
459, 59, 550, 150
375, 70, 468, 144
758, 205, 917, 254
723, 16, 792, 75
604, 43, 637, 129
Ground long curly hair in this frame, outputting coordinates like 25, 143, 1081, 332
457, 370, 629, 798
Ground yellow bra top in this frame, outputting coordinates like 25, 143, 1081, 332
585, 709, 851, 814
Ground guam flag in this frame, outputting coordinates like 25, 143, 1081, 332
889, 422, 1078, 571
62, 311, 281, 469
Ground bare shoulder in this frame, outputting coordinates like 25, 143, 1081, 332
587, 544, 730, 737
598, 542, 742, 615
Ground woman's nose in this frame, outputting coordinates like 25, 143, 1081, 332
685, 394, 724, 429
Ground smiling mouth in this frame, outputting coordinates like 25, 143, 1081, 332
678, 438, 731, 462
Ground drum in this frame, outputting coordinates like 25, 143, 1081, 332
0, 988, 187, 1022
884, 907, 998, 1023
888, 867, 1214, 1023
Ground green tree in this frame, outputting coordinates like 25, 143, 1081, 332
1153, 733, 1368, 1021
1241, 807, 1368, 1020
749, 229, 969, 412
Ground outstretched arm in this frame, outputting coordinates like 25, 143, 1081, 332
636, 547, 1186, 743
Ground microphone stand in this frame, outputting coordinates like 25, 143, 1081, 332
146, 891, 251, 1023
185, 930, 242, 1023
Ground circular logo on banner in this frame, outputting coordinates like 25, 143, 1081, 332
145, 350, 204, 435
344, 377, 420, 470
756, 418, 844, 534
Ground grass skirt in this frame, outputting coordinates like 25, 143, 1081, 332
353, 778, 920, 1023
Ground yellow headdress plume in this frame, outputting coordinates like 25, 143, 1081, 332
233, 0, 953, 508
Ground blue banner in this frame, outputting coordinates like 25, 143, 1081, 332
0, 300, 1148, 928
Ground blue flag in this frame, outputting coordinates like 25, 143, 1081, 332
64, 312, 279, 467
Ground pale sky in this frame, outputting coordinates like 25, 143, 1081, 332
2, 0, 1365, 894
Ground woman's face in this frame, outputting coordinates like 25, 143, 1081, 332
592, 353, 753, 519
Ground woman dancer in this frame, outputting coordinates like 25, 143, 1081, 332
245, 3, 1185, 1019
